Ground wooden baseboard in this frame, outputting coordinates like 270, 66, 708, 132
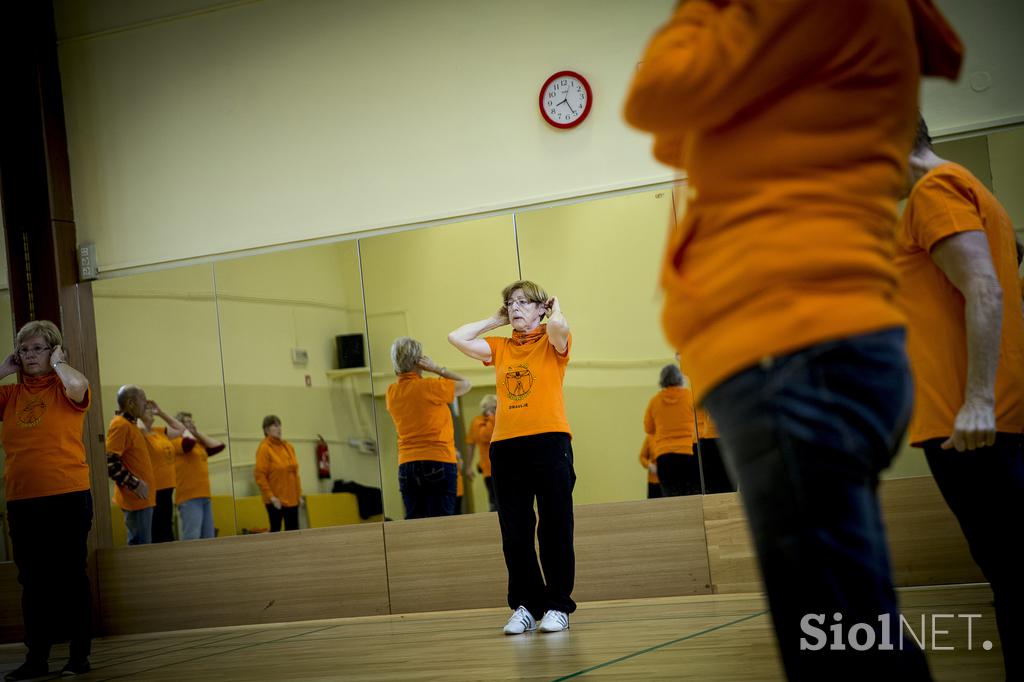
0, 475, 985, 641
96, 523, 389, 635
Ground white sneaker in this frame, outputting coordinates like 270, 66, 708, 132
503, 606, 537, 635
538, 610, 569, 633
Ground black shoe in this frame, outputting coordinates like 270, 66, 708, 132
4, 660, 49, 681
60, 659, 90, 677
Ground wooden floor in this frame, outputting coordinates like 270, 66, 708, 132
0, 585, 1004, 680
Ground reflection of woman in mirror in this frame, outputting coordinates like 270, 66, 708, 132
173, 411, 226, 540
448, 280, 575, 635
385, 337, 472, 519
694, 407, 736, 493
138, 399, 188, 542
466, 394, 498, 512
254, 415, 302, 531
0, 320, 94, 677
644, 365, 699, 497
638, 435, 662, 499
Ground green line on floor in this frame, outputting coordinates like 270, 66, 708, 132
552, 610, 769, 681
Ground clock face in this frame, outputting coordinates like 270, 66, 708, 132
539, 71, 592, 129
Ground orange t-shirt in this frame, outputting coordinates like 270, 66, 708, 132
253, 436, 301, 507
385, 373, 457, 465
0, 374, 91, 502
694, 407, 720, 441
895, 163, 1024, 444
174, 438, 212, 504
107, 415, 155, 511
624, 0, 962, 401
485, 325, 572, 442
639, 435, 659, 484
144, 426, 176, 491
644, 386, 695, 457
466, 414, 495, 477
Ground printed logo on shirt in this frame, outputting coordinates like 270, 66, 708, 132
504, 364, 533, 402
18, 398, 47, 429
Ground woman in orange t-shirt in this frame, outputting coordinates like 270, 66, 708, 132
254, 415, 302, 531
0, 320, 93, 678
448, 280, 574, 635
643, 365, 698, 497
139, 400, 188, 542
465, 394, 497, 512
385, 337, 471, 519
173, 411, 225, 540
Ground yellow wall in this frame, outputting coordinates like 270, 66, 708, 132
989, 127, 1024, 239
53, 0, 1024, 272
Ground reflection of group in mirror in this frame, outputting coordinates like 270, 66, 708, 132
106, 386, 226, 544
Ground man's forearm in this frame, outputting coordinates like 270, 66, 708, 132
963, 282, 1002, 403
107, 454, 142, 490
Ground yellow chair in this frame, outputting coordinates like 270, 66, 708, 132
305, 492, 363, 528
234, 495, 270, 534
109, 503, 127, 547
211, 495, 237, 536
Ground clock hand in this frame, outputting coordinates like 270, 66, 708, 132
565, 101, 577, 116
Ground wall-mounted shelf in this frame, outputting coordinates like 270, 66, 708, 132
326, 367, 371, 380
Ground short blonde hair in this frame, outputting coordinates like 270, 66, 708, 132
479, 394, 497, 412
501, 280, 548, 320
391, 337, 423, 374
16, 320, 62, 349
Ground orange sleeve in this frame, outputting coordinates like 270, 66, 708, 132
639, 436, 652, 468
56, 385, 90, 412
483, 337, 503, 367
0, 385, 17, 415
908, 171, 985, 253
106, 420, 130, 456
652, 133, 687, 170
253, 442, 272, 499
643, 399, 656, 435
466, 417, 479, 445
432, 378, 456, 405
554, 332, 572, 361
624, 0, 858, 134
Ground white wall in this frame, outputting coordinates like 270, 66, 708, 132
54, 0, 1024, 273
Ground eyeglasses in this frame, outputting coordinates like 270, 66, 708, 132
17, 346, 52, 357
505, 298, 536, 310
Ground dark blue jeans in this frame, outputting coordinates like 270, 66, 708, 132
924, 434, 1024, 680
704, 328, 930, 681
398, 460, 457, 519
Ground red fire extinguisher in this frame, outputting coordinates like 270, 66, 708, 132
316, 435, 331, 479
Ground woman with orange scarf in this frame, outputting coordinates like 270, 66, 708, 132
0, 321, 93, 679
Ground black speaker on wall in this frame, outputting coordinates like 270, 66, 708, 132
336, 334, 366, 369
